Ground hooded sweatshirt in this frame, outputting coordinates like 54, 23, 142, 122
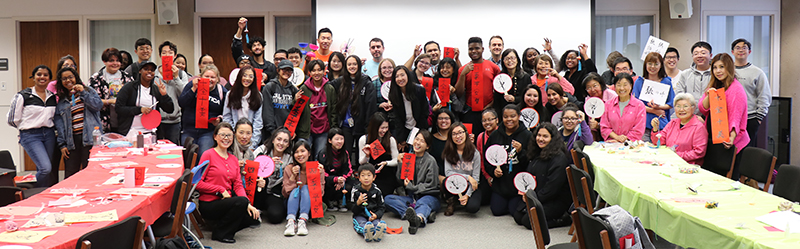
673, 64, 711, 115
396, 152, 440, 196
299, 76, 338, 139
484, 122, 532, 198
155, 66, 188, 124
261, 78, 299, 138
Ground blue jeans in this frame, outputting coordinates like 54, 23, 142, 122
182, 128, 214, 156
353, 216, 382, 234
157, 122, 182, 145
384, 194, 440, 225
310, 132, 328, 159
286, 185, 310, 220
19, 127, 56, 187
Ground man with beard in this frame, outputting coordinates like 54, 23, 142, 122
363, 38, 384, 80
404, 41, 460, 75
232, 17, 278, 82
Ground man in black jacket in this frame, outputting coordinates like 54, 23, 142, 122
232, 17, 277, 83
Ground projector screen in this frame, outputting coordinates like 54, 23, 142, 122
316, 0, 592, 67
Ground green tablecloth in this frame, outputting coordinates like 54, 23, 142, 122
584, 144, 800, 249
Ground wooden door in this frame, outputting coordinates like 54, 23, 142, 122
19, 21, 79, 171
200, 17, 264, 82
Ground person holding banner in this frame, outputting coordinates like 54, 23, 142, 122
89, 48, 134, 134
651, 93, 707, 165
633, 52, 675, 143
253, 127, 293, 224
261, 60, 301, 140
154, 41, 188, 145
282, 140, 326, 236
299, 59, 338, 157
558, 44, 597, 100
516, 122, 572, 229
53, 67, 103, 179
116, 61, 174, 138
485, 104, 532, 217
358, 113, 399, 197
559, 104, 593, 152
442, 122, 482, 215
332, 55, 377, 161
223, 65, 263, 149
318, 128, 353, 212
698, 53, 749, 179
493, 49, 532, 113
531, 54, 574, 97
455, 37, 501, 136
386, 65, 430, 149
429, 58, 463, 115
599, 73, 646, 142
196, 122, 261, 244
373, 58, 395, 105
179, 65, 228, 154
385, 130, 440, 235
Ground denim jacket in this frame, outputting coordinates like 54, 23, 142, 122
54, 85, 104, 150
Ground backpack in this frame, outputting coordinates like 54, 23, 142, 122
154, 236, 190, 249
592, 205, 655, 249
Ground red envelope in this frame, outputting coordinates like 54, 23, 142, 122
255, 68, 264, 91
195, 79, 210, 129
421, 77, 434, 99
443, 47, 455, 59
306, 161, 324, 218
464, 123, 472, 134
437, 78, 450, 106
162, 56, 173, 81
370, 139, 386, 160
618, 233, 636, 248
709, 89, 730, 144
244, 160, 259, 204
208, 117, 219, 124
400, 153, 416, 180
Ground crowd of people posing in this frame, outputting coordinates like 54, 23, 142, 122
8, 19, 771, 243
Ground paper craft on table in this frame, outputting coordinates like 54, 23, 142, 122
48, 188, 88, 195
638, 80, 670, 105
0, 245, 34, 249
87, 157, 112, 162
756, 211, 800, 233
109, 188, 160, 196
93, 151, 129, 157
640, 36, 670, 60
155, 163, 182, 169
156, 154, 182, 159
144, 176, 175, 183
0, 230, 57, 243
99, 161, 138, 169
48, 196, 83, 207
0, 207, 40, 216
102, 176, 125, 185
520, 108, 540, 129
64, 210, 119, 223
584, 97, 605, 119
21, 212, 68, 228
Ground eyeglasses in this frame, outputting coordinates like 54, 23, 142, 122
733, 46, 749, 52
217, 134, 233, 139
561, 117, 580, 122
482, 117, 497, 123
438, 117, 451, 121
452, 130, 466, 136
646, 62, 661, 68
665, 56, 678, 60
504, 57, 518, 62
675, 105, 693, 110
61, 75, 75, 81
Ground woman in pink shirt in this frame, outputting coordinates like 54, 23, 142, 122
531, 54, 575, 96
651, 93, 707, 165
698, 53, 750, 179
196, 122, 261, 243
582, 73, 617, 141
599, 73, 646, 142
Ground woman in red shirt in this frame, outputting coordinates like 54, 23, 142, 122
196, 122, 260, 243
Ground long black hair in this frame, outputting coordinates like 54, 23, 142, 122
263, 127, 292, 156
500, 49, 523, 77
336, 55, 366, 117
388, 65, 416, 104
433, 58, 458, 101
442, 122, 477, 165
366, 112, 392, 154
227, 65, 262, 111
55, 67, 85, 100
559, 50, 585, 73
526, 122, 566, 161
326, 51, 346, 80
323, 128, 348, 167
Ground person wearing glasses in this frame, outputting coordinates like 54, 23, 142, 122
492, 49, 532, 113
559, 103, 593, 152
651, 93, 707, 165
674, 42, 713, 115
633, 52, 675, 143
731, 38, 771, 148
664, 47, 681, 79
372, 58, 395, 105
411, 53, 433, 83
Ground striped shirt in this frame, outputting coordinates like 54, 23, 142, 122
70, 96, 84, 134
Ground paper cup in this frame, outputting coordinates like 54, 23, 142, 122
124, 168, 136, 188
134, 166, 145, 186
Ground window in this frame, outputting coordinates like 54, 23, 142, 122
707, 15, 772, 79
90, 20, 151, 72
274, 16, 313, 51
594, 16, 654, 77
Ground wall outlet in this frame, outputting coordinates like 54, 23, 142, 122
1, 81, 5, 91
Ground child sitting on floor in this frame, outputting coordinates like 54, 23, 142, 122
350, 163, 387, 242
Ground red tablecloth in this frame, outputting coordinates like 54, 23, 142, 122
0, 145, 184, 249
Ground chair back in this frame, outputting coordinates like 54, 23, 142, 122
184, 144, 199, 169
169, 169, 193, 215
524, 189, 550, 247
774, 164, 800, 202
574, 140, 586, 151
738, 147, 777, 192
0, 150, 15, 170
189, 160, 210, 196
0, 186, 23, 206
573, 207, 618, 249
702, 144, 737, 178
183, 136, 194, 148
76, 216, 145, 249
574, 149, 595, 181
567, 165, 596, 213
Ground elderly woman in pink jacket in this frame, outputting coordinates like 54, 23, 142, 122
599, 73, 646, 142
651, 93, 708, 165
698, 53, 749, 179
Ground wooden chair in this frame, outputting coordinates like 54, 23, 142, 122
572, 207, 617, 249
738, 147, 777, 192
573, 140, 586, 151
702, 144, 737, 179
183, 136, 194, 148
77, 216, 146, 249
184, 144, 199, 170
524, 189, 579, 249
0, 186, 24, 207
566, 165, 597, 242
774, 164, 800, 202
149, 169, 193, 247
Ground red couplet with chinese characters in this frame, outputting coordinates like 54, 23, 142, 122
443, 47, 455, 59
400, 153, 416, 180
709, 89, 730, 144
284, 95, 309, 137
421, 77, 434, 99
471, 63, 484, 111
244, 160, 259, 204
255, 68, 264, 91
306, 161, 323, 218
437, 78, 450, 106
463, 123, 473, 135
195, 78, 210, 129
162, 56, 173, 81
370, 139, 386, 160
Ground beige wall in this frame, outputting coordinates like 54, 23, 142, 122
780, 0, 800, 166
154, 0, 195, 74
659, 0, 702, 70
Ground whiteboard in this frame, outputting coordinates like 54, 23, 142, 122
316, 0, 592, 67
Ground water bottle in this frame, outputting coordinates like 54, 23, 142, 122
92, 126, 102, 146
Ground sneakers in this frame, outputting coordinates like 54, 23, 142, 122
444, 197, 455, 216
403, 207, 421, 235
339, 204, 348, 212
363, 222, 374, 242
428, 210, 437, 223
296, 219, 309, 236
284, 219, 296, 236
374, 221, 387, 242
327, 201, 339, 212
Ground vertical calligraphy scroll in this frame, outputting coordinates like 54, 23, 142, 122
195, 79, 210, 129
306, 161, 323, 218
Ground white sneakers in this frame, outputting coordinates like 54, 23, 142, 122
364, 222, 375, 242
296, 219, 309, 236
284, 219, 296, 236
284, 218, 309, 236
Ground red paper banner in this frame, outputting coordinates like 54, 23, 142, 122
400, 153, 416, 180
255, 68, 264, 91
306, 161, 323, 218
709, 89, 730, 144
443, 47, 455, 59
370, 139, 386, 160
464, 123, 473, 135
195, 78, 210, 129
471, 63, 484, 111
244, 160, 258, 204
162, 56, 173, 81
437, 78, 450, 106
284, 95, 309, 137
421, 77, 433, 99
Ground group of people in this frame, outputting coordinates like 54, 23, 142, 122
7, 17, 771, 243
